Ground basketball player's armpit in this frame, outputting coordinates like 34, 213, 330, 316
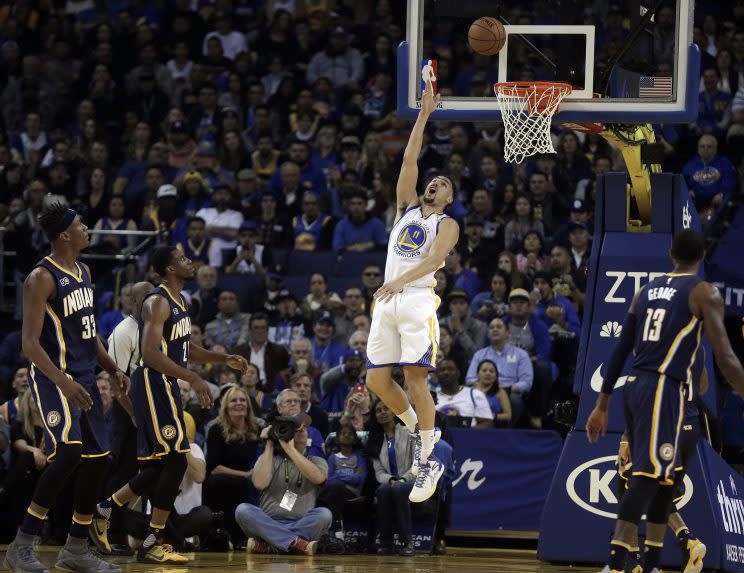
21, 268, 67, 386
601, 313, 637, 395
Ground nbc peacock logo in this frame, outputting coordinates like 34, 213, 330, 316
600, 321, 622, 338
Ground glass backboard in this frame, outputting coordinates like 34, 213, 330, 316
398, 0, 699, 124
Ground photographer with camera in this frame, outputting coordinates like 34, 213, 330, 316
235, 411, 331, 555
275, 389, 325, 458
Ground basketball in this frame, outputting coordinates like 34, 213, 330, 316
468, 17, 506, 56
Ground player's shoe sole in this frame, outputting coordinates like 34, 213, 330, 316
683, 538, 706, 573
409, 459, 444, 503
136, 544, 189, 564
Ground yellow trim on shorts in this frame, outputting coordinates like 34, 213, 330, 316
144, 369, 170, 455
648, 375, 665, 476
81, 451, 111, 458
163, 374, 186, 451
30, 366, 57, 452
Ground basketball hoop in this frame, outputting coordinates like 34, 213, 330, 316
494, 82, 573, 164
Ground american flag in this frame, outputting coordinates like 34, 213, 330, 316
639, 76, 673, 98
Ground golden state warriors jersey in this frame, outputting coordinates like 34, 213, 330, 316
36, 257, 97, 377
386, 206, 449, 288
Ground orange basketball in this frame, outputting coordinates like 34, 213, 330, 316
468, 17, 506, 56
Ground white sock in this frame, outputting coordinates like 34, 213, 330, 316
419, 428, 439, 461
397, 406, 418, 433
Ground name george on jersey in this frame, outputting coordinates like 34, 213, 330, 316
647, 287, 677, 302
170, 315, 191, 341
62, 287, 94, 317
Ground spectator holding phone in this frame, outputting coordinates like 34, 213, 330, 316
320, 349, 365, 427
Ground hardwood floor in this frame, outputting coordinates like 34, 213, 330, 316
2, 546, 603, 573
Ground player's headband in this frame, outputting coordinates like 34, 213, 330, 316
47, 209, 78, 241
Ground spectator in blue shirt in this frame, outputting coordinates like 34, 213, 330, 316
696, 67, 732, 136
316, 425, 368, 540
332, 191, 387, 255
97, 283, 133, 340
466, 317, 533, 426
683, 134, 738, 212
269, 139, 327, 196
311, 312, 348, 373
532, 272, 581, 338
444, 249, 480, 300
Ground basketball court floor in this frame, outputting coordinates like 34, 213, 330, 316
1, 546, 605, 573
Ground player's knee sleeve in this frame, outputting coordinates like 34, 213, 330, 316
647, 483, 677, 524
617, 476, 659, 524
74, 456, 111, 515
32, 443, 82, 508
151, 452, 188, 510
129, 461, 161, 496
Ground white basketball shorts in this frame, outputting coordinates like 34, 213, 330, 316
366, 287, 440, 369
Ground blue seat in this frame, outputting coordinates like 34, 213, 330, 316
218, 273, 264, 302
283, 275, 310, 300
287, 251, 337, 276
335, 252, 387, 277
271, 248, 290, 270
328, 275, 360, 296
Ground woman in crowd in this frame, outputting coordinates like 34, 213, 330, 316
497, 250, 529, 290
80, 166, 110, 228
367, 401, 416, 557
504, 194, 544, 252
91, 194, 138, 252
437, 324, 470, 375
0, 366, 29, 425
471, 270, 510, 322
516, 231, 550, 279
204, 386, 261, 550
317, 425, 369, 540
6, 391, 46, 524
239, 362, 273, 416
300, 272, 344, 321
556, 130, 591, 196
219, 128, 250, 176
474, 359, 512, 427
338, 384, 372, 432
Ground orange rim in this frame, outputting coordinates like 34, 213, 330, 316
494, 81, 573, 113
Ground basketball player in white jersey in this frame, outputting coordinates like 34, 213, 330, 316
366, 80, 459, 503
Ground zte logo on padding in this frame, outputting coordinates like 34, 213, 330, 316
604, 272, 667, 303
566, 456, 693, 518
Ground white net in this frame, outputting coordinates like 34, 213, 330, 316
495, 83, 572, 164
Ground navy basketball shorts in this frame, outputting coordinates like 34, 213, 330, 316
672, 412, 700, 503
28, 365, 109, 459
623, 371, 685, 485
131, 366, 190, 460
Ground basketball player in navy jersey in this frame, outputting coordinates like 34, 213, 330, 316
587, 230, 744, 573
6, 203, 129, 573
92, 246, 248, 563
615, 346, 708, 573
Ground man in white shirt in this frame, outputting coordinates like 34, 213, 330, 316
196, 185, 244, 268
434, 359, 492, 428
202, 12, 247, 60
204, 290, 251, 351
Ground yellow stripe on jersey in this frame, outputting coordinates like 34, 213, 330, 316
45, 304, 67, 371
44, 256, 83, 283
161, 286, 186, 312
659, 317, 699, 374
144, 369, 170, 454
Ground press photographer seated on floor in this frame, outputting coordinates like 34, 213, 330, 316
235, 413, 331, 555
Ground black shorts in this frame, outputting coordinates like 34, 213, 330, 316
131, 366, 190, 460
28, 365, 109, 459
623, 371, 685, 485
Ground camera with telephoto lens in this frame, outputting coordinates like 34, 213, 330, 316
269, 414, 306, 445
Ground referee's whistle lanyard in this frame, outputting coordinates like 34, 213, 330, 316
217, 317, 237, 348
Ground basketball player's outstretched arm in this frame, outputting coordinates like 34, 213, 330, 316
374, 218, 459, 302
693, 282, 744, 398
188, 343, 249, 375
21, 268, 94, 411
140, 295, 213, 408
586, 290, 642, 443
395, 79, 440, 218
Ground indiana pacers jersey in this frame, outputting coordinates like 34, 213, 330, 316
138, 285, 191, 375
386, 206, 449, 288
632, 274, 703, 384
36, 256, 97, 377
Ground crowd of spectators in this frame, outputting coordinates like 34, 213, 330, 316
0, 0, 742, 557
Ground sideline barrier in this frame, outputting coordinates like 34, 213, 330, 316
538, 173, 744, 571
